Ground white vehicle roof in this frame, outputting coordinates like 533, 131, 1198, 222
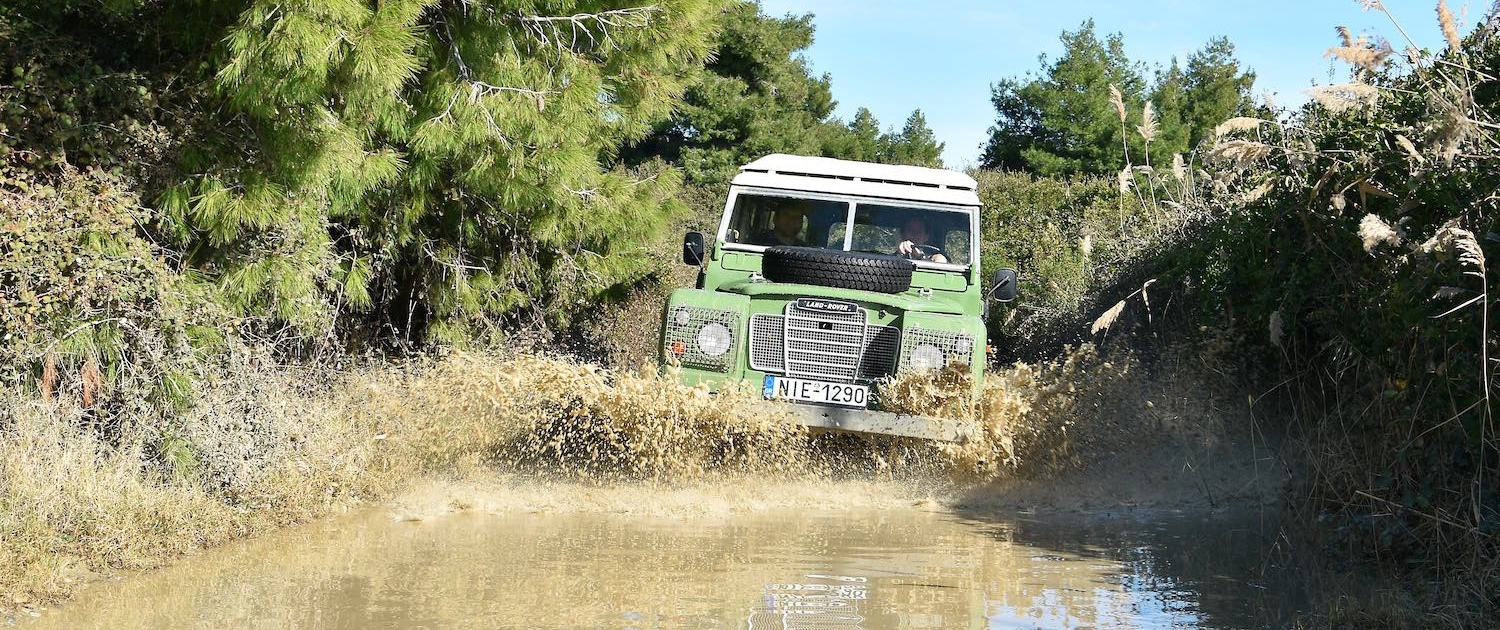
730, 154, 981, 207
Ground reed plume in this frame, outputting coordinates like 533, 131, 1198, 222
1437, 0, 1462, 51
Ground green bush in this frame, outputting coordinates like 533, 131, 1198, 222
1207, 53, 1496, 557
972, 9, 1497, 610
974, 168, 1201, 356
1129, 11, 1500, 615
0, 168, 225, 419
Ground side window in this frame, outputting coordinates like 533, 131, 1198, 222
826, 222, 847, 249
724, 195, 770, 244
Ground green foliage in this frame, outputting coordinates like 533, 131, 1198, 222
821, 107, 946, 168
0, 8, 172, 180
621, 2, 836, 184
6, 0, 732, 345
974, 169, 1189, 351
981, 20, 1145, 175
827, 107, 886, 163
621, 2, 947, 183
1172, 11, 1499, 580
155, 0, 721, 338
0, 168, 224, 415
969, 8, 1496, 606
883, 109, 944, 167
981, 21, 1256, 176
1180, 38, 1257, 149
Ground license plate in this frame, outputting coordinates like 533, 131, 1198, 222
763, 376, 869, 408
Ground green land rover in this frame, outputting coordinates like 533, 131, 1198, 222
661, 154, 1016, 442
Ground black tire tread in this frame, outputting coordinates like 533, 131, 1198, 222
762, 246, 913, 294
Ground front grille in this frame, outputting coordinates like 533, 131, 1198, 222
749, 312, 900, 383
860, 325, 900, 379
784, 303, 865, 381
749, 315, 785, 372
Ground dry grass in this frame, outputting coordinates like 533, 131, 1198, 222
1325, 31, 1393, 74
1358, 213, 1404, 252
1137, 101, 1158, 145
1214, 116, 1266, 137
0, 406, 234, 607
1305, 82, 1382, 113
1437, 0, 1462, 52
1108, 84, 1126, 123
0, 373, 390, 613
0, 357, 417, 614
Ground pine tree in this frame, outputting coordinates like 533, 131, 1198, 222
145, 0, 726, 340
1147, 59, 1192, 164
980, 20, 1147, 176
621, 1, 864, 184
839, 107, 885, 162
883, 109, 944, 167
1182, 37, 1258, 149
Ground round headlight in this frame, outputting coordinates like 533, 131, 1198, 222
695, 322, 732, 357
953, 335, 973, 355
908, 344, 945, 371
672, 307, 692, 327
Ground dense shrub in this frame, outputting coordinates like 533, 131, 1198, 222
0, 169, 224, 419
1197, 10, 1497, 567
974, 168, 1204, 359
967, 9, 1498, 615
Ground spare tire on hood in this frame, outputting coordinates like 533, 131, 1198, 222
761, 246, 914, 294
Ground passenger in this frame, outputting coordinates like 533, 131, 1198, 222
757, 203, 811, 246
896, 217, 948, 263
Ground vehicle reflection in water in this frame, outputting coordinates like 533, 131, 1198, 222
23, 504, 1294, 630
753, 575, 868, 629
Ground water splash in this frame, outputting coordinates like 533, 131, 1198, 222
358, 347, 1127, 487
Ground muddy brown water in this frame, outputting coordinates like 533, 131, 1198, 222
20, 483, 1297, 630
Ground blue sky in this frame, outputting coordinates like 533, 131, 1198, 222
755, 0, 1470, 167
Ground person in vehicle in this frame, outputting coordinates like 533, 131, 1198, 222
896, 217, 948, 263
756, 203, 811, 246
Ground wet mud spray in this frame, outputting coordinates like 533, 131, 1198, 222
354, 349, 1280, 499
357, 349, 1132, 486
18, 350, 1291, 629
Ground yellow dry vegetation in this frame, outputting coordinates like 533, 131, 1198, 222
0, 375, 390, 611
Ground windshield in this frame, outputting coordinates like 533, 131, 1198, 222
723, 192, 974, 266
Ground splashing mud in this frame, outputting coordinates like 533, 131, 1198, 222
1, 337, 1280, 614
357, 344, 1222, 494
362, 353, 814, 482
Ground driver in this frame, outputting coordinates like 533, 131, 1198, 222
896, 217, 948, 263
757, 203, 811, 246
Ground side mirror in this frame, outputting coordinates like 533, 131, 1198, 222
989, 268, 1018, 303
682, 231, 706, 266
